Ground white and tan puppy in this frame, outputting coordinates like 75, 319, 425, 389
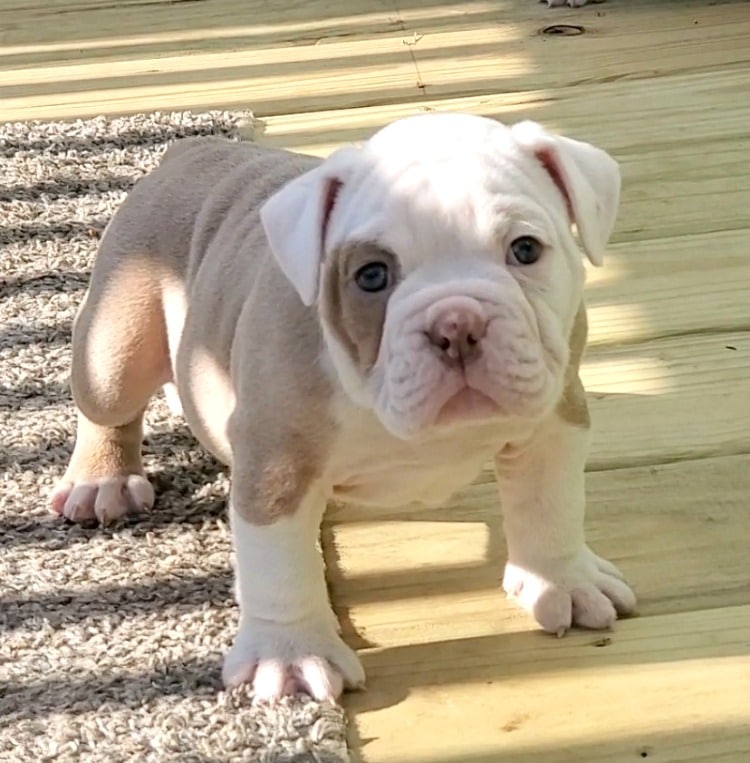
51, 113, 635, 702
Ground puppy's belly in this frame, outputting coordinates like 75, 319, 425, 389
326, 405, 531, 508
331, 457, 488, 507
328, 430, 503, 507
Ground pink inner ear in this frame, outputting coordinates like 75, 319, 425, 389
320, 178, 343, 256
536, 147, 574, 222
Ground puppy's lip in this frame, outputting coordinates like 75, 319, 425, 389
433, 386, 502, 427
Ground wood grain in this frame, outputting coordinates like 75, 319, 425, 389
346, 606, 750, 763
326, 454, 750, 639
4, 0, 749, 123
328, 455, 750, 761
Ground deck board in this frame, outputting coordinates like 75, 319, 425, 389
258, 67, 750, 159
326, 455, 750, 638
3, 0, 749, 761
328, 455, 750, 761
4, 0, 750, 123
583, 331, 750, 469
345, 606, 750, 763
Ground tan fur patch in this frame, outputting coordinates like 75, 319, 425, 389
71, 253, 171, 427
67, 136, 336, 526
556, 303, 591, 428
320, 242, 400, 372
228, 373, 335, 524
232, 446, 319, 523
64, 415, 145, 481
226, 304, 336, 524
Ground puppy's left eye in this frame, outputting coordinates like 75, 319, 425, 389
354, 261, 390, 292
507, 236, 543, 266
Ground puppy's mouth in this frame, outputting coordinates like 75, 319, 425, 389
433, 386, 502, 427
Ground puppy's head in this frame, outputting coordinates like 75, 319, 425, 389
261, 113, 620, 439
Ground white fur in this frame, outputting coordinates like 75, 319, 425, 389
311, 114, 601, 438
262, 114, 617, 316
235, 113, 632, 699
496, 415, 636, 633
324, 394, 533, 508
223, 496, 364, 700
369, 268, 570, 439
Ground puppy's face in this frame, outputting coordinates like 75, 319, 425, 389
262, 114, 620, 439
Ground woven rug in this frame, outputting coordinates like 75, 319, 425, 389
0, 112, 350, 763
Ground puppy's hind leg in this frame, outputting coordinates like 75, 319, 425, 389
51, 241, 173, 525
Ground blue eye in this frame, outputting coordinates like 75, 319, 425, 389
508, 236, 543, 265
354, 262, 390, 292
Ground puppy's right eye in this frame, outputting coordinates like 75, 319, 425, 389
354, 262, 390, 293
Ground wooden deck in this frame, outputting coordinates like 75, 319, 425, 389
4, 0, 749, 760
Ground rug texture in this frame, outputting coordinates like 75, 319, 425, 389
0, 112, 350, 763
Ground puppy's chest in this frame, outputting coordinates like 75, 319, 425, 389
325, 414, 521, 508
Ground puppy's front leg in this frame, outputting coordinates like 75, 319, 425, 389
495, 414, 636, 635
222, 485, 364, 701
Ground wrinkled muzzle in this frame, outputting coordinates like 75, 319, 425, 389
369, 274, 569, 439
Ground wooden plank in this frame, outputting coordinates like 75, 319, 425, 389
614, 139, 750, 242
258, 68, 750, 156
329, 455, 750, 760
583, 331, 750, 469
259, 72, 750, 243
325, 454, 750, 649
344, 605, 750, 763
3, 0, 750, 123
0, 33, 421, 121
0, 38, 418, 93
405, 2, 750, 102
4, 0, 738, 67
586, 230, 750, 348
0, 0, 397, 62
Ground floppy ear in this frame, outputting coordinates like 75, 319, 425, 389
511, 121, 621, 266
260, 146, 362, 305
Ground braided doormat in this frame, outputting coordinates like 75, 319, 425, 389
0, 112, 350, 763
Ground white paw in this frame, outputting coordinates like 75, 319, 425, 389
49, 474, 154, 524
222, 614, 365, 702
503, 546, 636, 635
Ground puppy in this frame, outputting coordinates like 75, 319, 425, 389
51, 113, 636, 701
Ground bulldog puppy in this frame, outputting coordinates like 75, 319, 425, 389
51, 113, 636, 701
